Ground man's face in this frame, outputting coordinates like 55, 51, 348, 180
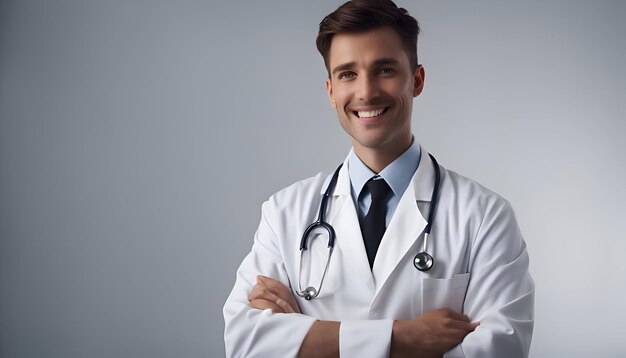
325, 26, 424, 156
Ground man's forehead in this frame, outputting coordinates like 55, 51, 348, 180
330, 26, 402, 49
327, 27, 409, 69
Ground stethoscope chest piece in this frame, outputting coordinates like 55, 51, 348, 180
301, 287, 317, 301
413, 251, 434, 272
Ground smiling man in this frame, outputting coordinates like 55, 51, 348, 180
223, 1, 534, 357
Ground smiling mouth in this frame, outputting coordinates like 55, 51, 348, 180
353, 107, 388, 119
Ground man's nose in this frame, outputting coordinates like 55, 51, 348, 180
356, 74, 380, 101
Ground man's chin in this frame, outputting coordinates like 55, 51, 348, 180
351, 134, 391, 151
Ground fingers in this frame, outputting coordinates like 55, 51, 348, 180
434, 308, 470, 322
248, 276, 299, 313
433, 308, 479, 327
425, 308, 480, 335
257, 275, 292, 298
248, 282, 296, 313
445, 317, 480, 332
257, 275, 302, 314
249, 285, 293, 313
249, 298, 283, 313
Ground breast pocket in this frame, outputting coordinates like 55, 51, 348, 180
421, 273, 470, 314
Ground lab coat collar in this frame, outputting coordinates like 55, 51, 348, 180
372, 147, 435, 297
321, 144, 437, 218
320, 144, 432, 199
319, 152, 352, 197
412, 146, 437, 203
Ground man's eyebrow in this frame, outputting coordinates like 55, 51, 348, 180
331, 58, 401, 75
373, 58, 400, 66
331, 62, 356, 76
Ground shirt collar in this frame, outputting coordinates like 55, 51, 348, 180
348, 137, 421, 199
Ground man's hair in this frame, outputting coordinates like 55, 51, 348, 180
316, 0, 420, 76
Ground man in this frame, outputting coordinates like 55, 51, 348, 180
223, 1, 534, 357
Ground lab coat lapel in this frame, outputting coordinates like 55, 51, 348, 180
372, 148, 436, 297
323, 158, 376, 294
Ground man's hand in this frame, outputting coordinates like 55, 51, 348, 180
390, 308, 479, 358
248, 275, 301, 314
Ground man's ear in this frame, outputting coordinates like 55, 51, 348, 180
325, 78, 337, 108
412, 65, 425, 97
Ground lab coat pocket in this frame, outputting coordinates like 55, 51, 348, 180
421, 273, 470, 314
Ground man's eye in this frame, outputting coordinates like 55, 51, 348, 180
380, 68, 394, 75
339, 72, 355, 79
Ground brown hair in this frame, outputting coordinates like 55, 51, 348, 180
316, 0, 420, 76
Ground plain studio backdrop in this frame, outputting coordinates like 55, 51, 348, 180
1, 0, 625, 357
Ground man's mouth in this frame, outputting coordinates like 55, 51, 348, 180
353, 107, 388, 119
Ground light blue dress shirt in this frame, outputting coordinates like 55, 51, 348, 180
348, 138, 421, 227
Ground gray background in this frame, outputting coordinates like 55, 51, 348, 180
1, 0, 625, 357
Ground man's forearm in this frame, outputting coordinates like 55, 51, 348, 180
251, 277, 476, 357
298, 320, 340, 358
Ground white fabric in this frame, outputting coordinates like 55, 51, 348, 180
340, 319, 394, 357
223, 146, 534, 357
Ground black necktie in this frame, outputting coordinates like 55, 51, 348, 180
361, 178, 391, 269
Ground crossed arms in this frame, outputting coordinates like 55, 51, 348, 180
249, 275, 479, 358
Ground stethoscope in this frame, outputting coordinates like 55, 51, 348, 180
296, 154, 442, 300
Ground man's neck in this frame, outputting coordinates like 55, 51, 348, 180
353, 135, 413, 174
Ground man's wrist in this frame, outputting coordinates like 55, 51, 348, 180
298, 320, 340, 358
390, 320, 409, 355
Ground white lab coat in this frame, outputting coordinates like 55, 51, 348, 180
223, 147, 534, 357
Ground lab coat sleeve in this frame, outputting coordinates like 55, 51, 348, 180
223, 200, 317, 358
340, 320, 394, 357
445, 202, 534, 358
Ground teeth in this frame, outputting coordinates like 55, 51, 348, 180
357, 108, 385, 118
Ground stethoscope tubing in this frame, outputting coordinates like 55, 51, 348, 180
412, 154, 441, 272
296, 164, 343, 300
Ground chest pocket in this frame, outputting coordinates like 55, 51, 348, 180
421, 273, 470, 314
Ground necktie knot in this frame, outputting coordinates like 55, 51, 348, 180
366, 178, 391, 200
